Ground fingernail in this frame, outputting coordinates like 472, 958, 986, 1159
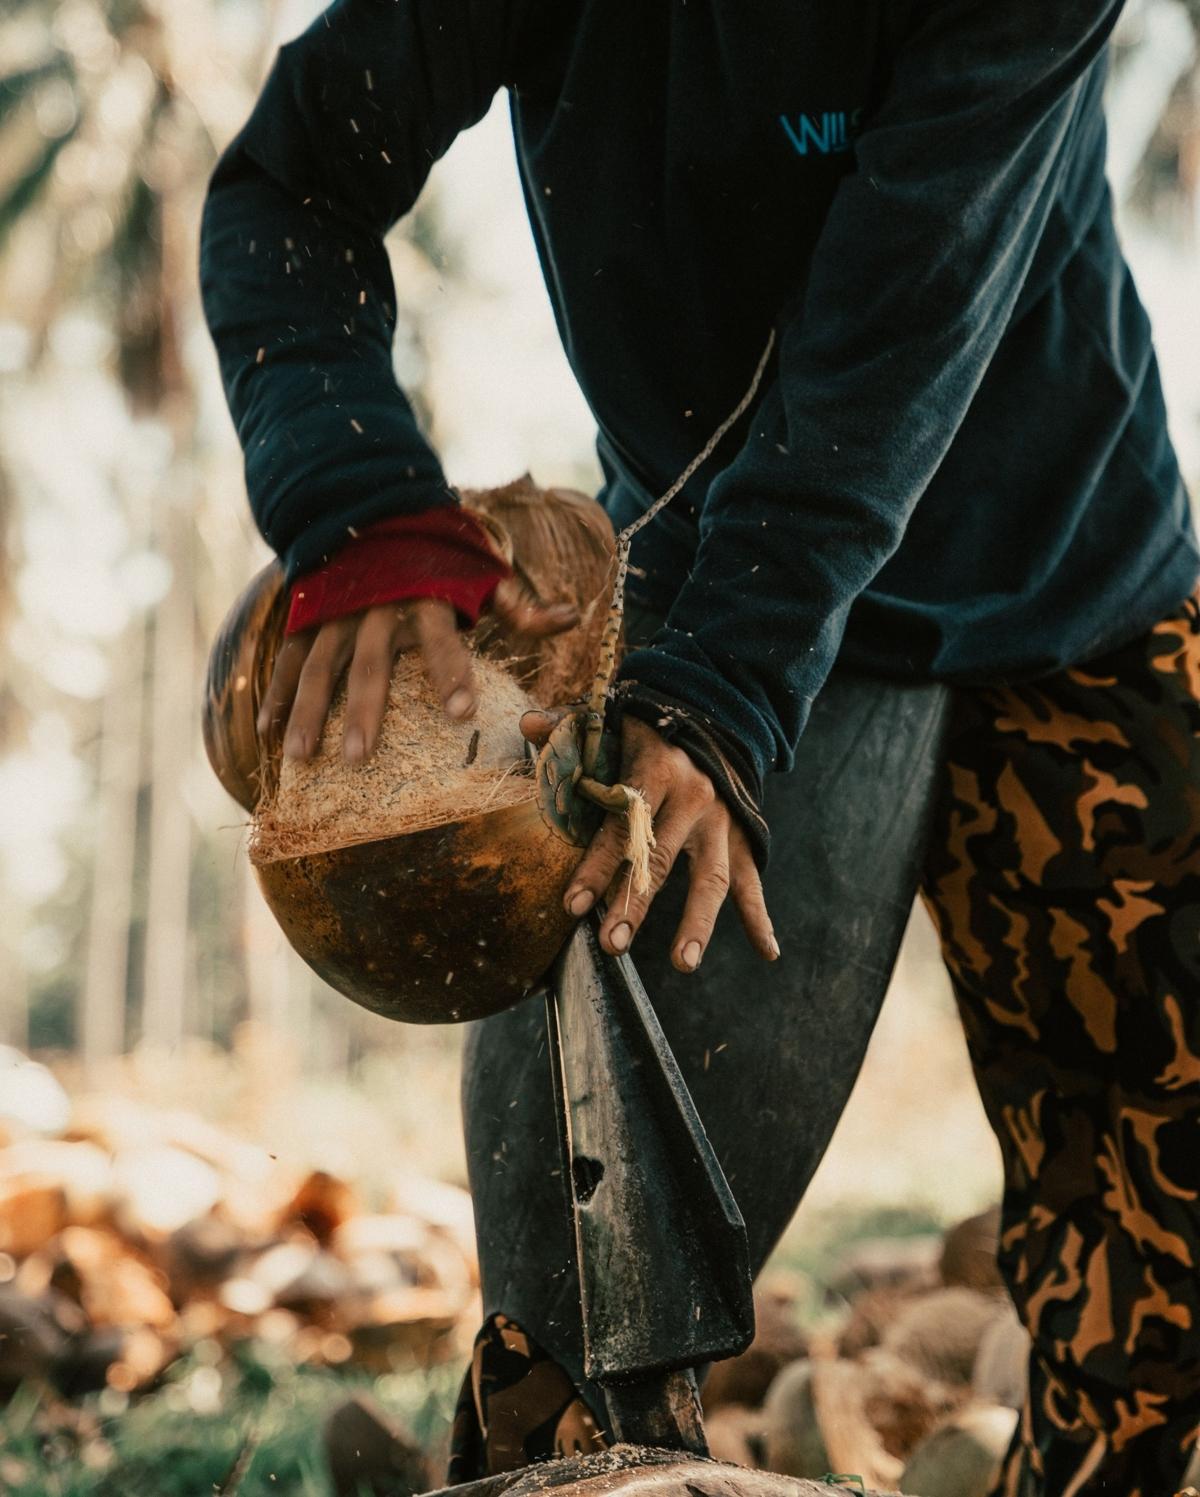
549, 604, 578, 621
681, 940, 703, 971
344, 728, 364, 762
283, 728, 306, 758
447, 688, 474, 719
610, 923, 632, 953
768, 933, 781, 960
257, 709, 269, 733
568, 889, 594, 917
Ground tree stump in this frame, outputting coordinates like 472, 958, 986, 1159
424, 1445, 887, 1497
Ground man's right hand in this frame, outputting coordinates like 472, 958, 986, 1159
257, 579, 579, 763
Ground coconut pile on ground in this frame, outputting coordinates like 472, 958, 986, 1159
702, 1208, 1197, 1494
701, 1208, 1026, 1497
0, 1081, 479, 1405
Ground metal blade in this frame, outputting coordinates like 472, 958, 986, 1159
547, 918, 754, 1385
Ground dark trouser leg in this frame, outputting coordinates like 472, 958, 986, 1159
921, 588, 1200, 1497
454, 663, 950, 1478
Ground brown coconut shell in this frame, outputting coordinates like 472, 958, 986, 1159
202, 482, 617, 1025
202, 561, 290, 815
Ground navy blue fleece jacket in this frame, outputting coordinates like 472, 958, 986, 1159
200, 0, 1199, 824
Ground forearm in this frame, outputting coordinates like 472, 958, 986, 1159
200, 153, 453, 580
199, 0, 536, 578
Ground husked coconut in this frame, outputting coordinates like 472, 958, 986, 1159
971, 1306, 1029, 1410
940, 1207, 1003, 1294
705, 1405, 767, 1469
762, 1360, 830, 1479
899, 1402, 1018, 1497
882, 1286, 1007, 1387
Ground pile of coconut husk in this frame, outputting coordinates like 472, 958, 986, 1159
328, 1213, 1025, 1497
0, 1080, 480, 1405
701, 1208, 1029, 1497
710, 1219, 1200, 1495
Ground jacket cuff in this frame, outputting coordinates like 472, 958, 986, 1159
285, 508, 511, 634
610, 682, 771, 869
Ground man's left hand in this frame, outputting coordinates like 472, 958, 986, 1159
521, 712, 779, 974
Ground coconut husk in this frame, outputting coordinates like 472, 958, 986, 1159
809, 1357, 904, 1491
705, 1405, 767, 1469
704, 1276, 810, 1413
836, 1285, 926, 1361
939, 1207, 1003, 1294
898, 1403, 1017, 1497
882, 1287, 1007, 1388
858, 1348, 963, 1464
827, 1235, 942, 1301
275, 1170, 360, 1247
464, 476, 617, 707
251, 651, 538, 865
971, 1308, 1029, 1411
0, 1176, 67, 1259
762, 1360, 829, 1481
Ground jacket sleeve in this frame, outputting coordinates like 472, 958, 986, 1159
200, 0, 533, 581
616, 0, 1125, 786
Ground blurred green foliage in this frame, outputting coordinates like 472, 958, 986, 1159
0, 1343, 462, 1497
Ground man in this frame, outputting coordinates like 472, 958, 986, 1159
200, 3, 1200, 1492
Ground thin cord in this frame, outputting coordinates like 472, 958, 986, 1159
617, 328, 777, 547
582, 327, 777, 776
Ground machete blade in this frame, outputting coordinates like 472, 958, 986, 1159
547, 918, 755, 1384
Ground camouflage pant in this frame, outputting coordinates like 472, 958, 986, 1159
447, 1314, 607, 1482
451, 589, 1200, 1496
922, 587, 1200, 1497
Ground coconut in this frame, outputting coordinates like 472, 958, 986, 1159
250, 652, 538, 862
203, 482, 617, 1025
464, 475, 616, 708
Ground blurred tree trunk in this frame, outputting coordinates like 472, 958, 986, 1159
137, 103, 198, 1054
0, 454, 28, 1049
0, 908, 29, 1051
141, 497, 195, 1051
80, 599, 147, 1072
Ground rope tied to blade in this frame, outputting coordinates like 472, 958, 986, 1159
572, 329, 777, 894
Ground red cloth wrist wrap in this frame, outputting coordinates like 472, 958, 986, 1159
285, 508, 510, 635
